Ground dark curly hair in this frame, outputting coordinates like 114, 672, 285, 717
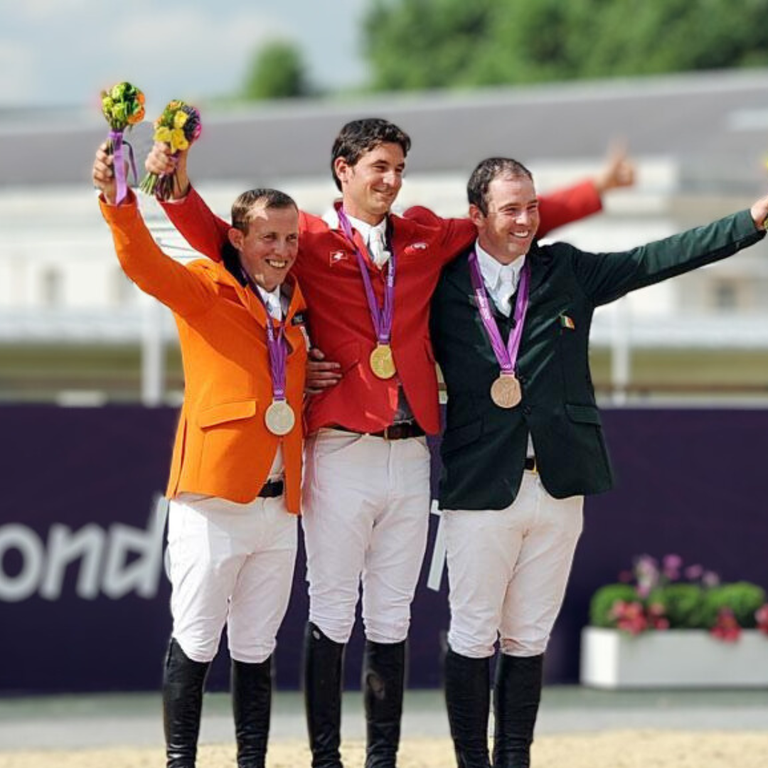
330, 118, 411, 191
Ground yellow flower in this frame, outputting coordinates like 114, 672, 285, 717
155, 126, 173, 143
170, 128, 189, 151
173, 110, 188, 129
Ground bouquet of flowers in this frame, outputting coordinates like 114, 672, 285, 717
589, 553, 768, 642
100, 81, 145, 203
139, 100, 202, 200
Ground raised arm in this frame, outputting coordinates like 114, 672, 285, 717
571, 202, 767, 306
538, 144, 636, 237
145, 143, 229, 262
93, 143, 213, 317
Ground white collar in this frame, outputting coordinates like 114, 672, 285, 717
322, 202, 388, 243
474, 239, 526, 289
255, 283, 284, 317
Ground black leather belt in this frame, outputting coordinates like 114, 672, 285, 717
259, 479, 284, 498
524, 457, 538, 472
334, 422, 425, 440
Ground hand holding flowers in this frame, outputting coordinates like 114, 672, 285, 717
100, 82, 145, 203
139, 100, 202, 200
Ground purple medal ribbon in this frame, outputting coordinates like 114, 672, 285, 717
336, 207, 395, 346
468, 250, 530, 376
108, 129, 138, 205
242, 268, 288, 400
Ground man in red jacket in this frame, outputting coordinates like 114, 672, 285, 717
146, 119, 633, 768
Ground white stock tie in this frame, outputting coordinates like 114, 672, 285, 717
266, 293, 282, 321
498, 268, 517, 317
368, 228, 389, 267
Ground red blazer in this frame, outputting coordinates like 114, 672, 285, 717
160, 182, 601, 435
101, 196, 308, 511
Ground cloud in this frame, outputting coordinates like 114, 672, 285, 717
104, 9, 292, 105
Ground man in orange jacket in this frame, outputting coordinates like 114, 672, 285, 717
93, 142, 308, 768
145, 120, 633, 768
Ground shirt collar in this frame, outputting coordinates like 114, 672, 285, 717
474, 239, 526, 289
322, 200, 387, 244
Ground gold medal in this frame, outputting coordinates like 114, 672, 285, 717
369, 343, 397, 379
264, 399, 296, 436
490, 374, 522, 409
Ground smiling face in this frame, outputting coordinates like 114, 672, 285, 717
333, 142, 405, 225
228, 202, 299, 292
470, 175, 540, 264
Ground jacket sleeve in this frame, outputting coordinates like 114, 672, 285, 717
538, 180, 602, 238
100, 193, 214, 318
569, 209, 765, 306
159, 186, 230, 262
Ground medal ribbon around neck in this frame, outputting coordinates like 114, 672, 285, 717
336, 207, 396, 352
468, 250, 530, 377
240, 267, 296, 435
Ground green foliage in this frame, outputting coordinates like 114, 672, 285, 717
701, 582, 766, 628
589, 583, 637, 627
243, 40, 309, 100
647, 584, 705, 629
363, 0, 768, 91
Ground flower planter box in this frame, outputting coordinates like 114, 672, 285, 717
580, 627, 768, 689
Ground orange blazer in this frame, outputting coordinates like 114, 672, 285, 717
100, 196, 308, 512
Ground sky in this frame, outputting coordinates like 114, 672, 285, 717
0, 0, 370, 109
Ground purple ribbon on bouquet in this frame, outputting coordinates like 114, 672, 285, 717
108, 129, 138, 204
468, 250, 530, 375
336, 206, 395, 346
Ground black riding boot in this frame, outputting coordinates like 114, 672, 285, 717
492, 653, 544, 768
163, 637, 211, 768
363, 639, 406, 768
231, 656, 273, 768
303, 622, 346, 768
444, 648, 492, 768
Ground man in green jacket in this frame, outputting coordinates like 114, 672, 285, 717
428, 156, 768, 768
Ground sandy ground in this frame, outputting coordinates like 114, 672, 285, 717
2, 732, 768, 768
3, 688, 768, 767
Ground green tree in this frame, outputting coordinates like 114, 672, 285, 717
243, 40, 309, 100
364, 0, 768, 91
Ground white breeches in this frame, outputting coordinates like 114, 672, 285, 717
167, 493, 297, 664
301, 429, 432, 644
443, 470, 583, 659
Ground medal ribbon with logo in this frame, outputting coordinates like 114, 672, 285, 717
337, 207, 397, 379
241, 268, 296, 435
468, 250, 530, 408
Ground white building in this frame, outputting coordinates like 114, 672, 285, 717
2, 69, 768, 404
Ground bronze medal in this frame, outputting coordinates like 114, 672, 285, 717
264, 399, 296, 436
490, 374, 522, 409
369, 344, 397, 379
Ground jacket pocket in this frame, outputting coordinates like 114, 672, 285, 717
565, 403, 602, 426
198, 399, 258, 429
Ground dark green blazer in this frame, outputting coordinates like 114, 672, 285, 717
430, 210, 764, 510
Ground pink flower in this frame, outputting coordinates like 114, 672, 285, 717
702, 571, 721, 588
662, 554, 682, 581
611, 600, 649, 635
710, 607, 741, 642
685, 564, 704, 580
755, 604, 768, 635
